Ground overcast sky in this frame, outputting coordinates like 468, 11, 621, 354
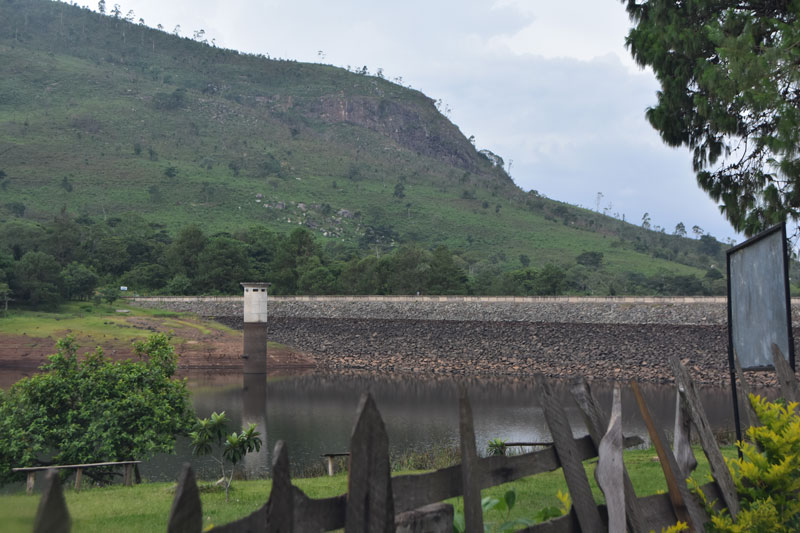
90, 0, 739, 243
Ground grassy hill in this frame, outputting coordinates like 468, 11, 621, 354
0, 0, 731, 295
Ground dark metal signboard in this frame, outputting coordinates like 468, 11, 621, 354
726, 222, 794, 445
727, 224, 794, 369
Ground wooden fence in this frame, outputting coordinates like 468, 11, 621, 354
31, 349, 794, 533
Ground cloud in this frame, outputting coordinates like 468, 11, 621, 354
98, 0, 739, 242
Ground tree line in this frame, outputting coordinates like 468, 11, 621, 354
0, 211, 725, 309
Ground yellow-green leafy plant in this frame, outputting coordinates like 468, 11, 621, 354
692, 395, 800, 532
650, 521, 688, 533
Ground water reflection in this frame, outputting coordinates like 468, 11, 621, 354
242, 373, 269, 479
141, 370, 754, 482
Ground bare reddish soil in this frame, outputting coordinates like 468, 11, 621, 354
0, 316, 315, 374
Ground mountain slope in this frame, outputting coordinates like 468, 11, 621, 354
0, 0, 728, 293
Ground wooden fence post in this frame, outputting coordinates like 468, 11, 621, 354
167, 463, 202, 533
673, 388, 697, 479
73, 468, 83, 492
266, 440, 293, 532
395, 502, 454, 533
458, 386, 483, 533
670, 357, 740, 519
346, 393, 394, 533
631, 380, 707, 531
571, 378, 645, 533
123, 463, 133, 487
771, 343, 799, 404
537, 376, 603, 533
34, 469, 70, 533
733, 349, 760, 428
596, 384, 624, 533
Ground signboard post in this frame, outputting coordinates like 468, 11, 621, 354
726, 222, 795, 446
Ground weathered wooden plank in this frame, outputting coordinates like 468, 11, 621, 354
346, 392, 394, 533
459, 387, 484, 533
392, 435, 642, 515
670, 357, 740, 520
34, 469, 70, 533
631, 380, 707, 531
536, 376, 603, 533
673, 388, 697, 479
637, 481, 724, 533
167, 464, 203, 533
267, 441, 293, 532
596, 384, 624, 533
733, 349, 760, 428
571, 378, 646, 533
293, 490, 347, 532
26, 472, 35, 496
13, 460, 141, 472
518, 482, 718, 533
209, 505, 267, 533
772, 343, 799, 404
395, 502, 454, 533
517, 510, 581, 533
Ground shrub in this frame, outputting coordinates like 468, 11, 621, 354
692, 395, 800, 531
0, 334, 194, 484
190, 412, 262, 501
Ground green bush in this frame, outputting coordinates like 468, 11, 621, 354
0, 334, 194, 484
190, 412, 262, 501
693, 395, 800, 532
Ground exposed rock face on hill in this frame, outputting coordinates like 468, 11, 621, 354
308, 95, 482, 172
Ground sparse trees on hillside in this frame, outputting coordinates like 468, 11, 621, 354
14, 252, 62, 307
60, 262, 98, 300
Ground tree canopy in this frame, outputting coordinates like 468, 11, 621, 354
0, 334, 194, 484
622, 0, 800, 237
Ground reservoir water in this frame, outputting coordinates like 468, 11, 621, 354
137, 369, 746, 482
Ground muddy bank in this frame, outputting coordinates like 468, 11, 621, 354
0, 315, 313, 375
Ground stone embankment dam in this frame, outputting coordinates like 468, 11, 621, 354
130, 296, 800, 386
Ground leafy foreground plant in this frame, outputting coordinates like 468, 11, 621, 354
0, 334, 194, 485
487, 438, 508, 457
190, 411, 262, 502
692, 395, 800, 532
453, 488, 570, 533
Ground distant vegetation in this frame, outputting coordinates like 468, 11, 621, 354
0, 0, 736, 303
0, 212, 729, 309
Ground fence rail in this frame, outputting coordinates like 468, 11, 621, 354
31, 353, 781, 532
13, 461, 140, 495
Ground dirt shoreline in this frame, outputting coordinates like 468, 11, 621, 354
0, 315, 314, 378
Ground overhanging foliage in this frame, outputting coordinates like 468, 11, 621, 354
623, 0, 800, 237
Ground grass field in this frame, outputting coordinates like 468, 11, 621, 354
0, 302, 232, 342
0, 446, 735, 532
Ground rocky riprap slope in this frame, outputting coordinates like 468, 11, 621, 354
132, 297, 799, 385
